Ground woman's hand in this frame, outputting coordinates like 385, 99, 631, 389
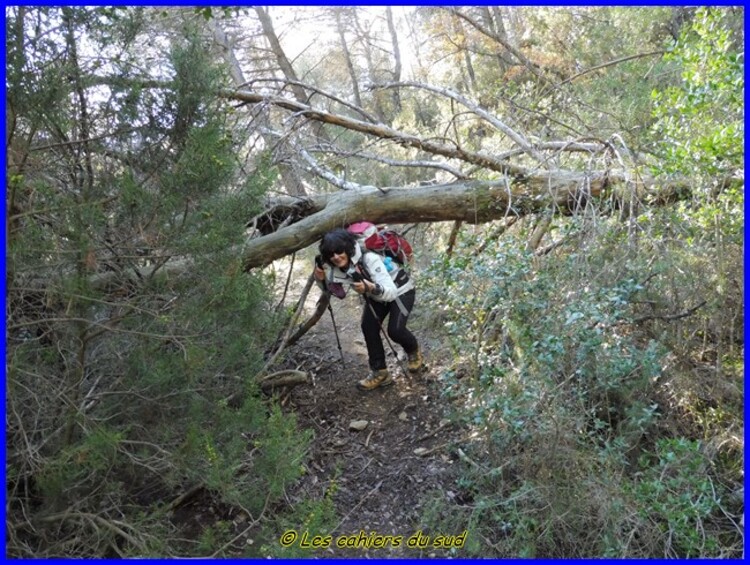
352, 280, 372, 294
313, 265, 326, 281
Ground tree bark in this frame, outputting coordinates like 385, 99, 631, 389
385, 7, 402, 113
446, 221, 463, 257
210, 20, 308, 197
207, 20, 245, 86
254, 7, 308, 103
238, 171, 693, 271
259, 370, 309, 391
334, 9, 363, 109
483, 7, 512, 74
353, 10, 387, 123
452, 16, 477, 93
81, 167, 705, 293
254, 7, 331, 147
501, 7, 521, 48
526, 213, 552, 252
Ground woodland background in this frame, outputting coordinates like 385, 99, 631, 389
4, 6, 744, 557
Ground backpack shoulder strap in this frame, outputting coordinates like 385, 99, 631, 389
356, 252, 375, 281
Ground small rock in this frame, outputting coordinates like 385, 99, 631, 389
349, 420, 369, 431
398, 411, 408, 421
439, 418, 450, 427
413, 447, 429, 456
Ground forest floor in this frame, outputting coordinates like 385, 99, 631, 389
171, 262, 470, 557
268, 262, 468, 557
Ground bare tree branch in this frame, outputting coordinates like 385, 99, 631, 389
370, 80, 547, 165
241, 77, 379, 123
548, 50, 667, 93
444, 7, 557, 84
298, 146, 379, 191
310, 145, 469, 179
226, 87, 529, 175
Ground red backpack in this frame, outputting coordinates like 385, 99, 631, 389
347, 221, 413, 265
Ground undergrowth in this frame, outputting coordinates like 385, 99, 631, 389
418, 208, 743, 558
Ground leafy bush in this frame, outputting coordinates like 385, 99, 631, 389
629, 438, 722, 557
651, 7, 743, 179
419, 211, 741, 557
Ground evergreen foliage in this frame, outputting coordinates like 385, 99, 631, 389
6, 7, 312, 557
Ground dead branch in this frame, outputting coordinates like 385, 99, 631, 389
226, 87, 530, 176
309, 145, 470, 179
261, 274, 316, 374
444, 7, 557, 83
371, 81, 546, 164
535, 231, 579, 256
259, 370, 309, 391
298, 146, 378, 191
274, 251, 296, 312
526, 213, 553, 252
548, 50, 667, 94
243, 77, 379, 123
446, 221, 463, 257
630, 300, 707, 324
476, 216, 518, 254
284, 291, 330, 349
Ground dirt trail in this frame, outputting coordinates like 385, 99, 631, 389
275, 272, 465, 557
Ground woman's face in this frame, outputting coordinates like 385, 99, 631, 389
328, 250, 349, 269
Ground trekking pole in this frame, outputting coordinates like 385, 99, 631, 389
364, 296, 411, 376
316, 255, 345, 364
327, 295, 346, 364
354, 273, 410, 375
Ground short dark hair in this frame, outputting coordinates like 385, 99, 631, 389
319, 228, 357, 264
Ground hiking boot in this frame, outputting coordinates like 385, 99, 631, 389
407, 348, 425, 374
357, 369, 393, 391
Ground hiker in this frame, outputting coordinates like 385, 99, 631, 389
313, 228, 424, 390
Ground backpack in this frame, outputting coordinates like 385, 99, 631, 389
347, 221, 413, 266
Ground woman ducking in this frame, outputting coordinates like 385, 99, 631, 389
313, 228, 424, 391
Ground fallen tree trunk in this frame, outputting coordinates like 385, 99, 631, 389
73, 80, 737, 282
81, 168, 713, 292
240, 171, 692, 271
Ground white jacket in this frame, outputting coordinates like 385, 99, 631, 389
319, 244, 414, 304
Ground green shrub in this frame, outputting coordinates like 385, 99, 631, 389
419, 212, 741, 557
629, 438, 722, 557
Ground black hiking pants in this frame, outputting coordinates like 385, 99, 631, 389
361, 289, 418, 371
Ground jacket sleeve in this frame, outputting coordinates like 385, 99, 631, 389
363, 253, 399, 302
